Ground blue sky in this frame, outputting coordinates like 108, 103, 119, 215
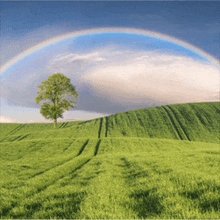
0, 1, 219, 123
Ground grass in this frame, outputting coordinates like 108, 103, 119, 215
0, 102, 219, 218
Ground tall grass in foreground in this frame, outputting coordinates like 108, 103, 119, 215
0, 102, 219, 218
0, 138, 219, 219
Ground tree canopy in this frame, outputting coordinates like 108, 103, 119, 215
36, 73, 78, 128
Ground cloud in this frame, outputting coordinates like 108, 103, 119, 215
62, 110, 108, 121
0, 115, 18, 123
83, 52, 219, 104
53, 52, 106, 63
1, 47, 219, 116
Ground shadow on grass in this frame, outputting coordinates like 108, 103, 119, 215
181, 188, 220, 213
181, 189, 205, 200
22, 192, 86, 219
200, 197, 220, 212
120, 157, 149, 181
130, 189, 163, 218
44, 192, 86, 218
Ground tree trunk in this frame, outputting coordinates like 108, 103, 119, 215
54, 92, 58, 129
54, 118, 57, 129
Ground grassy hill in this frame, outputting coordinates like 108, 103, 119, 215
0, 102, 219, 219
1, 102, 219, 143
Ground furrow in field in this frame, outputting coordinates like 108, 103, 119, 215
188, 103, 220, 142
7, 124, 26, 136
6, 156, 105, 219
3, 140, 98, 217
0, 133, 30, 143
2, 140, 88, 189
161, 107, 182, 140
79, 155, 138, 219
98, 118, 103, 138
26, 139, 90, 181
133, 111, 150, 137
94, 139, 101, 156
13, 134, 29, 142
20, 140, 96, 192
167, 106, 190, 141
3, 157, 93, 218
77, 139, 89, 156
105, 117, 109, 137
30, 157, 92, 195
0, 124, 19, 137
162, 106, 187, 140
58, 122, 67, 129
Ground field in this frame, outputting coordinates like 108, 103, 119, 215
0, 102, 219, 219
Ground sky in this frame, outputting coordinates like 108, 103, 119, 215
0, 1, 219, 123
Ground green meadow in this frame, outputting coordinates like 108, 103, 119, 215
0, 102, 219, 219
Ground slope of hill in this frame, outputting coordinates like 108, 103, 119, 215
0, 102, 219, 219
1, 102, 219, 143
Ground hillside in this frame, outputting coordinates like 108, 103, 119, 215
0, 102, 219, 219
0, 102, 219, 143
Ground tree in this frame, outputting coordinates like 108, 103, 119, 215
36, 73, 78, 129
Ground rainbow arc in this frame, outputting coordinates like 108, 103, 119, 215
1, 27, 219, 75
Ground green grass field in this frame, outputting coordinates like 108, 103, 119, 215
0, 102, 219, 219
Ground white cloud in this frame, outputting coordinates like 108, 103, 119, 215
2, 46, 219, 119
63, 110, 108, 121
0, 115, 18, 123
83, 52, 219, 104
52, 52, 106, 63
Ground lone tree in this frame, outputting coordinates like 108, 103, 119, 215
36, 73, 78, 129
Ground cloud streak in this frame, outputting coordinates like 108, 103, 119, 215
82, 51, 219, 105
1, 47, 219, 116
0, 115, 18, 123
53, 52, 106, 63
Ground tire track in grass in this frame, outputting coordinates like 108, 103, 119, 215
105, 117, 109, 137
95, 139, 101, 156
24, 140, 96, 195
131, 111, 146, 137
98, 118, 103, 138
59, 122, 71, 129
77, 139, 89, 155
15, 157, 100, 219
28, 139, 90, 180
162, 106, 187, 140
167, 106, 190, 141
5, 124, 25, 136
5, 139, 90, 189
188, 104, 220, 142
12, 134, 29, 142
58, 122, 66, 129
28, 148, 94, 194
3, 157, 93, 218
3, 140, 97, 217
161, 107, 183, 140
134, 111, 151, 138
1, 133, 29, 143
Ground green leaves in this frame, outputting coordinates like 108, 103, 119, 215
36, 73, 79, 126
40, 103, 64, 120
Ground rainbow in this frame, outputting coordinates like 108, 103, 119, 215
1, 27, 219, 75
